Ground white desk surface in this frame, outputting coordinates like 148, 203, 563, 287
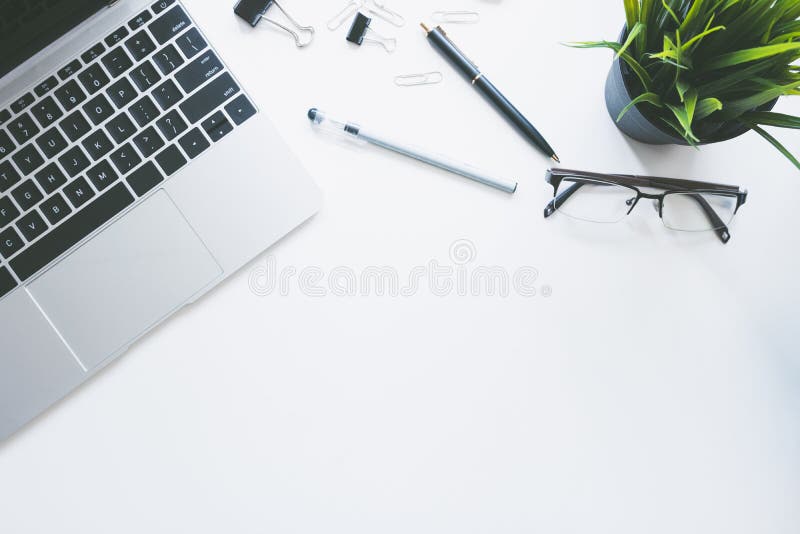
2, 1, 799, 532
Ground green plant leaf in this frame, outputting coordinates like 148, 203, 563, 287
747, 124, 800, 170
617, 22, 645, 58
665, 88, 700, 141
705, 42, 800, 69
741, 111, 800, 128
617, 92, 664, 121
695, 97, 723, 119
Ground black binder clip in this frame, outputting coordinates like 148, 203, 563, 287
346, 12, 396, 53
234, 0, 315, 48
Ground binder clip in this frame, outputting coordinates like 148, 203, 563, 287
234, 0, 315, 48
346, 12, 396, 53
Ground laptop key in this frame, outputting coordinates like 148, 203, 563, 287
83, 93, 115, 125
40, 193, 72, 225
130, 60, 162, 91
0, 109, 10, 126
0, 130, 16, 159
106, 112, 137, 143
129, 95, 160, 127
133, 126, 165, 158
59, 110, 92, 142
225, 95, 257, 125
154, 144, 186, 176
152, 79, 182, 110
129, 10, 153, 30
107, 77, 138, 108
64, 177, 96, 209
126, 161, 164, 196
110, 143, 142, 175
0, 161, 21, 193
10, 183, 135, 281
54, 79, 87, 111
156, 110, 187, 141
202, 111, 233, 142
125, 31, 156, 62
10, 92, 35, 114
0, 266, 16, 299
8, 113, 40, 144
16, 210, 48, 242
175, 50, 223, 93
34, 163, 67, 195
179, 128, 210, 159
101, 46, 134, 79
78, 63, 110, 95
176, 27, 207, 60
31, 96, 63, 128
149, 5, 190, 44
57, 60, 82, 81
11, 180, 43, 212
105, 26, 130, 47
82, 130, 114, 160
152, 0, 176, 14
12, 144, 45, 176
86, 160, 119, 191
0, 227, 24, 259
59, 146, 91, 177
153, 44, 184, 75
81, 42, 106, 64
180, 73, 240, 124
0, 196, 20, 228
34, 76, 59, 97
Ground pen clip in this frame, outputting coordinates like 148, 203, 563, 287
434, 25, 479, 72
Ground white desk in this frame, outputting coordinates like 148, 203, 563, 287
2, 1, 799, 532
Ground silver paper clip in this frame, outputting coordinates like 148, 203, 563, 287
432, 10, 481, 24
234, 0, 315, 48
327, 1, 361, 30
346, 12, 397, 53
365, 0, 405, 27
394, 71, 443, 87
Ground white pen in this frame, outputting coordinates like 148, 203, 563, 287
307, 108, 518, 194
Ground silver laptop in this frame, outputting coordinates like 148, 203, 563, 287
0, 0, 321, 441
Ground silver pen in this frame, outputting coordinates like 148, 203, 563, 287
307, 108, 518, 194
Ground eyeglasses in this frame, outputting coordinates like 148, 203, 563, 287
543, 169, 748, 244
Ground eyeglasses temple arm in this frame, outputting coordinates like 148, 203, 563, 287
687, 194, 731, 244
544, 183, 583, 218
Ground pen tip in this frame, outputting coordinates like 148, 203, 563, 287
551, 155, 561, 164
420, 22, 430, 33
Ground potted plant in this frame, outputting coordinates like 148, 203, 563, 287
570, 0, 800, 169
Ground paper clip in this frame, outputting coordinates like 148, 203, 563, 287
234, 0, 315, 48
365, 0, 405, 27
394, 71, 443, 87
432, 10, 480, 24
346, 12, 396, 53
327, 1, 361, 30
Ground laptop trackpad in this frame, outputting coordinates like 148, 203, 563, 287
28, 190, 222, 370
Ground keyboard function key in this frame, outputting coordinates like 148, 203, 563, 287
126, 161, 164, 196
77, 63, 110, 95
105, 26, 131, 47
180, 73, 240, 124
0, 109, 10, 126
81, 42, 106, 64
202, 111, 233, 142
10, 93, 35, 114
34, 76, 59, 97
129, 10, 153, 30
40, 193, 72, 225
16, 210, 48, 242
149, 5, 190, 44
57, 59, 82, 80
152, 0, 176, 15
154, 144, 186, 176
175, 50, 223, 93
101, 46, 135, 78
175, 27, 207, 60
225, 95, 257, 125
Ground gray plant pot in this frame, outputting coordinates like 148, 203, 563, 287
604, 27, 777, 146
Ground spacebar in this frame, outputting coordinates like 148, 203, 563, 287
11, 183, 134, 281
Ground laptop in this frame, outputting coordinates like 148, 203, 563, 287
0, 0, 321, 441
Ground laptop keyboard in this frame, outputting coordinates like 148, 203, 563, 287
0, 0, 257, 298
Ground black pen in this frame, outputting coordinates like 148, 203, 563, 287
421, 23, 560, 163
